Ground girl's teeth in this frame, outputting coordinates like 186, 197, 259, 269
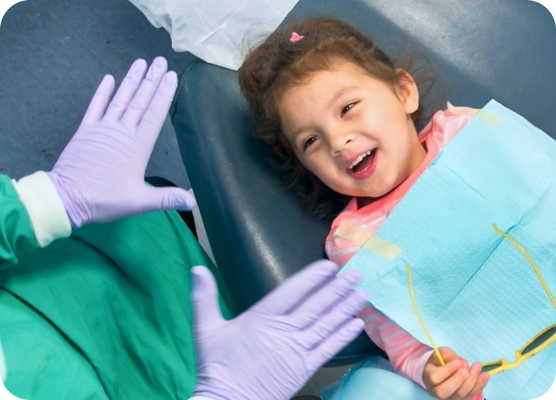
349, 150, 372, 169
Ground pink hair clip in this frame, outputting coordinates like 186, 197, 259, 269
289, 32, 304, 43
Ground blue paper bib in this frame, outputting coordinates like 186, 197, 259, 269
341, 100, 556, 400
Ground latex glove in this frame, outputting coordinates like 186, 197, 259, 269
47, 57, 195, 228
423, 347, 489, 400
191, 260, 368, 400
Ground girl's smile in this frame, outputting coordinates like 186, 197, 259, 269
346, 148, 378, 179
278, 60, 427, 204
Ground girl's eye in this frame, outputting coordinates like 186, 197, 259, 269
303, 135, 318, 151
341, 102, 356, 117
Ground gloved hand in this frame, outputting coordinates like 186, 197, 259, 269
191, 260, 368, 400
47, 57, 195, 228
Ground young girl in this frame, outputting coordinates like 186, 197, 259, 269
239, 16, 490, 400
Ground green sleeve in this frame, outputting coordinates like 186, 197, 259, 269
0, 175, 38, 267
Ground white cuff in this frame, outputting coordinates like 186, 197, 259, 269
415, 349, 435, 388
12, 171, 71, 247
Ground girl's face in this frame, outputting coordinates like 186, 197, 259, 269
279, 60, 426, 205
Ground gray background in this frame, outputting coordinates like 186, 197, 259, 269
0, 0, 195, 188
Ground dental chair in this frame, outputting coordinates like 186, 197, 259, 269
170, 0, 556, 365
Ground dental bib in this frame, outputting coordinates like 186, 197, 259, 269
340, 100, 556, 400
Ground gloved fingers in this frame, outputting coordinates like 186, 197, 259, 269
141, 185, 196, 212
191, 266, 226, 334
287, 269, 363, 328
136, 71, 177, 148
256, 260, 339, 315
304, 288, 368, 343
307, 318, 365, 370
121, 57, 168, 129
81, 74, 115, 126
103, 59, 147, 123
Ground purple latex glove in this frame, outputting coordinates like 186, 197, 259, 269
47, 57, 195, 228
191, 260, 368, 400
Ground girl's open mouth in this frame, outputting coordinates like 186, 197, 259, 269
348, 148, 376, 175
348, 149, 377, 177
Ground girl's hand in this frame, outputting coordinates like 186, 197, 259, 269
422, 347, 490, 400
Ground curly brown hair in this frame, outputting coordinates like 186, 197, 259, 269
239, 16, 439, 219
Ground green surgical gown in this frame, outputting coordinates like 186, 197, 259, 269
0, 175, 230, 399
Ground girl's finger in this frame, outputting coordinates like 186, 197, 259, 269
432, 365, 469, 399
450, 362, 482, 399
428, 359, 465, 386
465, 372, 490, 399
436, 347, 463, 364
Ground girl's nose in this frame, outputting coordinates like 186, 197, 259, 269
329, 133, 353, 156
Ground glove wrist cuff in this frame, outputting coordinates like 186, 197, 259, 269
46, 171, 84, 228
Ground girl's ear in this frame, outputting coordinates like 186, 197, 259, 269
395, 71, 419, 115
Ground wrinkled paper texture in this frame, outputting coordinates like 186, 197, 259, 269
129, 0, 299, 70
341, 100, 556, 400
